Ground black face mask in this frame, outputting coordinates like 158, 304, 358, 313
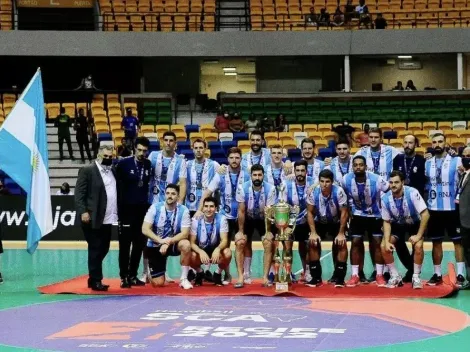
61, 188, 69, 194
252, 180, 262, 187
462, 157, 470, 169
101, 158, 113, 166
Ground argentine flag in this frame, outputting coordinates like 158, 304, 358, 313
0, 69, 53, 254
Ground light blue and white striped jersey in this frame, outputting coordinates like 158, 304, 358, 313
381, 186, 427, 225
185, 158, 220, 211
143, 202, 191, 248
236, 180, 277, 220
342, 171, 389, 218
306, 159, 325, 184
326, 156, 353, 185
354, 145, 400, 181
307, 184, 348, 224
241, 148, 272, 171
281, 176, 315, 224
425, 154, 462, 211
190, 213, 229, 249
148, 151, 186, 204
207, 169, 251, 220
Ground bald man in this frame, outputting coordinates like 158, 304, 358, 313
457, 146, 470, 289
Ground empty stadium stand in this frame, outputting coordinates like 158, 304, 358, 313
0, 0, 12, 30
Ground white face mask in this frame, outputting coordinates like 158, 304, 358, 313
224, 114, 229, 118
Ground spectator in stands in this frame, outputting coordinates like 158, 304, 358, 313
344, 0, 355, 23
392, 81, 404, 91
121, 108, 140, 149
273, 113, 287, 132
374, 13, 387, 29
333, 119, 355, 144
215, 110, 231, 133
117, 138, 133, 158
406, 80, 417, 91
317, 8, 330, 27
355, 0, 368, 16
55, 107, 75, 162
229, 112, 245, 132
56, 182, 74, 196
306, 7, 318, 27
245, 113, 260, 133
331, 7, 345, 27
76, 74, 98, 91
74, 108, 92, 164
358, 6, 371, 29
260, 113, 273, 132
355, 124, 370, 146
0, 179, 11, 195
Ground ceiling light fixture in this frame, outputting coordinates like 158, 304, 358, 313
224, 72, 237, 76
398, 55, 412, 59
223, 67, 237, 71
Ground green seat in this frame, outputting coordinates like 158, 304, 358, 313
223, 102, 236, 110
292, 102, 306, 110
157, 101, 171, 109
362, 101, 375, 107
297, 115, 311, 124
143, 102, 157, 109
158, 115, 172, 124
144, 113, 158, 124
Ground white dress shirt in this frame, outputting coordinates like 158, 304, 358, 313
95, 161, 118, 225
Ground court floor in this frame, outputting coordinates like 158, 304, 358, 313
0, 242, 469, 352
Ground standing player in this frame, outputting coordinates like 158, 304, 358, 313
306, 169, 349, 287
141, 184, 193, 289
424, 133, 465, 286
327, 139, 353, 185
235, 165, 277, 288
148, 131, 187, 204
300, 138, 325, 183
185, 138, 219, 217
190, 197, 232, 287
264, 144, 289, 195
241, 130, 272, 170
342, 155, 389, 287
381, 171, 430, 289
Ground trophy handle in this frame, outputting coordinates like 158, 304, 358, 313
289, 205, 300, 233
264, 206, 273, 235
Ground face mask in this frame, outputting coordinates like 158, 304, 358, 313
101, 158, 112, 167
344, 121, 349, 126
224, 114, 229, 118
253, 180, 262, 187
463, 157, 470, 169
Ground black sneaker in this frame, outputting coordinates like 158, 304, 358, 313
187, 270, 196, 282
129, 276, 145, 286
328, 273, 337, 284
335, 278, 345, 288
305, 278, 323, 287
456, 274, 467, 288
426, 274, 443, 286
383, 271, 391, 282
120, 277, 131, 288
368, 270, 377, 283
213, 272, 223, 286
204, 270, 213, 282
0, 272, 3, 284
359, 271, 368, 284
195, 272, 204, 286
403, 270, 413, 283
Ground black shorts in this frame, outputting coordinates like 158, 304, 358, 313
199, 246, 216, 258
147, 243, 181, 278
427, 210, 461, 241
294, 222, 310, 242
227, 219, 239, 240
349, 216, 382, 238
244, 218, 266, 240
315, 222, 341, 240
391, 223, 420, 240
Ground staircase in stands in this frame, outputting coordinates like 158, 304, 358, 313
217, 0, 249, 31
47, 123, 85, 194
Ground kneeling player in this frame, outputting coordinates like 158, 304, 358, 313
381, 171, 430, 289
190, 197, 232, 286
306, 170, 349, 287
142, 184, 193, 289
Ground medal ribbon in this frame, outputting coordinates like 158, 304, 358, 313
164, 208, 178, 238
404, 156, 415, 183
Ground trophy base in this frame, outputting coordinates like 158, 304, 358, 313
275, 282, 289, 293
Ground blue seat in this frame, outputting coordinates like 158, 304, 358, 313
176, 141, 191, 153
233, 132, 248, 141
288, 148, 302, 159
98, 132, 112, 141
328, 140, 336, 150
149, 141, 160, 152
185, 125, 199, 134
221, 141, 236, 152
384, 131, 397, 140
181, 149, 194, 159
210, 148, 226, 159
215, 158, 228, 165
208, 141, 221, 149
318, 148, 333, 159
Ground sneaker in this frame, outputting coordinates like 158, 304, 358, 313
403, 270, 413, 283
359, 271, 368, 284
0, 272, 3, 284
194, 272, 204, 287
243, 273, 253, 284
456, 274, 468, 289
187, 270, 196, 282
376, 274, 387, 287
204, 270, 213, 282
290, 272, 298, 283
222, 273, 232, 286
335, 278, 345, 288
383, 271, 391, 282
346, 275, 360, 287
328, 273, 337, 285
304, 271, 312, 283
412, 276, 423, 289
426, 274, 443, 286
267, 272, 275, 285
179, 278, 193, 290
368, 270, 377, 283
305, 278, 323, 287
129, 276, 145, 286
385, 275, 403, 288
213, 272, 223, 286
120, 278, 131, 289
165, 273, 175, 283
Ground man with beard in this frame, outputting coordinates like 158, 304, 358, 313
300, 138, 325, 183
235, 165, 276, 288
142, 183, 193, 289
185, 139, 220, 217
326, 139, 353, 185
457, 147, 470, 289
241, 130, 272, 171
190, 197, 232, 287
115, 137, 152, 288
381, 171, 430, 289
196, 147, 250, 285
264, 144, 289, 199
307, 169, 349, 287
391, 134, 427, 283
342, 156, 389, 287
424, 133, 465, 286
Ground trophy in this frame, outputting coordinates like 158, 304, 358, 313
265, 183, 300, 292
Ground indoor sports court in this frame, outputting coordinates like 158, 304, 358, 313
1, 241, 469, 352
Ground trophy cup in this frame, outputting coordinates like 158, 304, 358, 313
265, 184, 300, 292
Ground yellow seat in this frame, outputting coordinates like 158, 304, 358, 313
438, 121, 452, 131
200, 123, 214, 134
423, 122, 437, 130
303, 124, 317, 133
420, 138, 432, 148
389, 139, 402, 148
317, 124, 331, 132
190, 132, 204, 144
238, 140, 251, 148
408, 122, 422, 131
141, 125, 155, 133
308, 131, 323, 140
156, 125, 170, 134
288, 124, 303, 133
204, 132, 218, 143
171, 124, 185, 133
278, 132, 294, 141
175, 131, 187, 142
323, 131, 336, 140
379, 123, 393, 132
450, 138, 466, 148
392, 122, 407, 131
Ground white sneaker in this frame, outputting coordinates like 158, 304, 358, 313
223, 273, 232, 286
166, 273, 176, 283
179, 278, 193, 290
385, 275, 403, 288
243, 273, 253, 284
305, 271, 313, 283
412, 276, 423, 289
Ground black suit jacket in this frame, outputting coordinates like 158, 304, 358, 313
75, 162, 116, 229
459, 172, 470, 229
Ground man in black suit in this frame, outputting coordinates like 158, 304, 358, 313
457, 146, 470, 289
75, 145, 117, 291
392, 134, 426, 282
116, 137, 152, 288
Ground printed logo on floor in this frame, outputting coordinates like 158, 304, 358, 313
0, 296, 468, 351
